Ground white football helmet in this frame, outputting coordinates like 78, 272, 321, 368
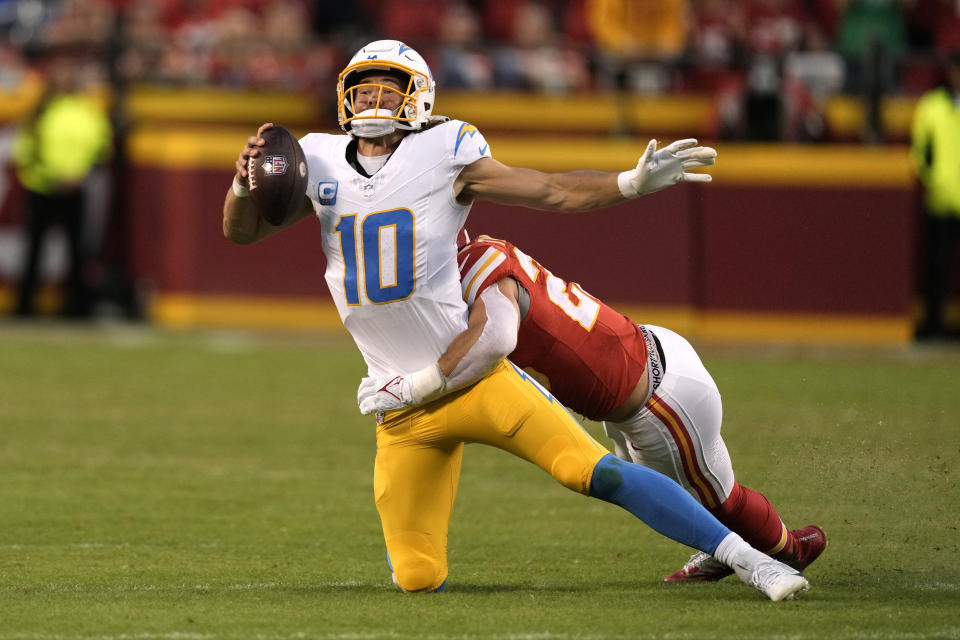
337, 40, 436, 137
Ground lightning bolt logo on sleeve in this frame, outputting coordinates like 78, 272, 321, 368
454, 122, 478, 157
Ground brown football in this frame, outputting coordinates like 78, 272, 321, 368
247, 125, 309, 226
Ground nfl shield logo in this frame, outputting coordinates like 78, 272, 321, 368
263, 155, 287, 175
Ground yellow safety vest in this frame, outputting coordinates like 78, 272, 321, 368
911, 86, 960, 218
12, 94, 111, 196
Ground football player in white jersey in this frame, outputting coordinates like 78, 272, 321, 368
223, 39, 810, 601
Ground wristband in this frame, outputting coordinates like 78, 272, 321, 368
232, 176, 249, 198
408, 363, 447, 404
617, 170, 639, 199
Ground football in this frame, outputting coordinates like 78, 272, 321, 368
247, 125, 308, 226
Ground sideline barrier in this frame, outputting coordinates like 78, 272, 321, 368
0, 84, 920, 140
118, 128, 916, 345
0, 81, 923, 344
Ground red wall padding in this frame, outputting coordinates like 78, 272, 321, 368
124, 165, 915, 317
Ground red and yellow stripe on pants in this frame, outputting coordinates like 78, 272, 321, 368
645, 393, 723, 510
374, 360, 609, 592
645, 392, 790, 555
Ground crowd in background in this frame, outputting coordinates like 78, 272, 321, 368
0, 1, 955, 142
1, 0, 958, 143
1, 1, 958, 96
0, 0, 958, 142
1, 0, 957, 329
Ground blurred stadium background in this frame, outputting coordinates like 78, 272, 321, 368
3, 4, 960, 635
0, 0, 958, 344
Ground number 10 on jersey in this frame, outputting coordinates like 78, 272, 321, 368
334, 208, 416, 305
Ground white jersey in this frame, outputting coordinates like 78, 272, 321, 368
300, 120, 492, 378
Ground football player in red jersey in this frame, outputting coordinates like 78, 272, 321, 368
360, 234, 827, 582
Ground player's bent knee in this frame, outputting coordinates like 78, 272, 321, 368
550, 453, 598, 495
392, 558, 447, 593
385, 531, 448, 593
588, 453, 625, 501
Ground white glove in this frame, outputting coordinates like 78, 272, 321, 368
357, 363, 447, 415
618, 138, 717, 198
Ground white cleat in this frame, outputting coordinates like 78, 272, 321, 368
736, 559, 810, 601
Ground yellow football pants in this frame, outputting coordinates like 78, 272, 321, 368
374, 360, 609, 592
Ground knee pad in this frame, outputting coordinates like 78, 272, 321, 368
550, 452, 596, 494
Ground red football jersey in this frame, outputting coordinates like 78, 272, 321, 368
458, 236, 648, 420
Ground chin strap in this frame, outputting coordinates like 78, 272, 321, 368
349, 108, 401, 138
349, 113, 446, 139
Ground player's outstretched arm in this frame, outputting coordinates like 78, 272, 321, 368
455, 138, 716, 212
357, 282, 520, 415
223, 122, 313, 245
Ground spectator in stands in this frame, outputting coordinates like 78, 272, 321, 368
0, 41, 28, 90
687, 0, 746, 83
703, 0, 830, 141
587, 0, 687, 95
119, 0, 168, 84
368, 0, 445, 50
911, 0, 960, 54
737, 0, 813, 140
11, 54, 112, 318
37, 0, 113, 51
911, 50, 960, 339
492, 0, 589, 93
686, 0, 752, 137
585, 0, 686, 135
739, 0, 808, 57
434, 2, 495, 90
837, 0, 907, 142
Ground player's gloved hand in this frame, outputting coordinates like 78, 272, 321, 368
357, 363, 447, 415
618, 138, 717, 198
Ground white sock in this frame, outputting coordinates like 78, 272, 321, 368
713, 532, 766, 573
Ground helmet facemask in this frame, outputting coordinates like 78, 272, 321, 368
337, 59, 434, 137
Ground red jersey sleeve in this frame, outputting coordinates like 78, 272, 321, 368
458, 236, 515, 304
458, 236, 649, 420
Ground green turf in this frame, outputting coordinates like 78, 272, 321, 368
1, 324, 959, 639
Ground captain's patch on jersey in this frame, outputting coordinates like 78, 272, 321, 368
318, 181, 338, 205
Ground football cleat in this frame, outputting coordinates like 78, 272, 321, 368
663, 525, 827, 583
737, 558, 810, 601
662, 551, 734, 582
785, 525, 828, 573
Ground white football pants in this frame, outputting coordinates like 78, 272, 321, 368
603, 325, 735, 509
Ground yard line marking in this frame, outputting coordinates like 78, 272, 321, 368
2, 632, 960, 640
0, 634, 216, 640
1, 543, 132, 550
916, 581, 959, 591
0, 581, 396, 595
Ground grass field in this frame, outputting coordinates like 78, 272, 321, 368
1, 322, 959, 639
